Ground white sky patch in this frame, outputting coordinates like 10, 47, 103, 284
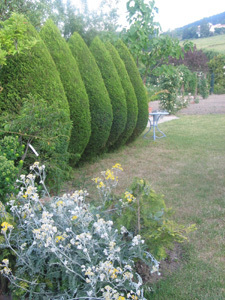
68, 0, 225, 32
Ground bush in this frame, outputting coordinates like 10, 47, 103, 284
105, 41, 138, 147
208, 54, 225, 94
177, 65, 197, 96
0, 163, 159, 299
0, 18, 71, 154
40, 19, 91, 165
198, 74, 209, 99
114, 178, 196, 260
0, 96, 72, 193
115, 40, 148, 142
0, 136, 24, 204
93, 170, 196, 261
159, 66, 181, 114
0, 17, 72, 187
90, 37, 127, 149
68, 32, 113, 159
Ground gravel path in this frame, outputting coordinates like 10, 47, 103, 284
149, 94, 225, 115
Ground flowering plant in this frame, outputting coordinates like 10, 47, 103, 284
0, 162, 159, 299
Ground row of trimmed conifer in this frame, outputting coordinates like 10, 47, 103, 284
0, 17, 148, 167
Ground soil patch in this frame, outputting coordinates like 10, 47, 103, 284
136, 242, 186, 284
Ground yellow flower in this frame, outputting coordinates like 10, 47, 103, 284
118, 297, 126, 300
97, 181, 105, 189
105, 169, 115, 180
112, 163, 123, 171
124, 191, 135, 203
55, 236, 65, 243
111, 268, 119, 279
1, 222, 14, 232
92, 177, 101, 184
56, 200, 63, 207
72, 215, 78, 220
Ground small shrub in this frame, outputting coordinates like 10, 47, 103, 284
68, 32, 113, 159
208, 54, 225, 94
159, 66, 181, 114
115, 40, 149, 142
93, 170, 196, 261
198, 74, 209, 99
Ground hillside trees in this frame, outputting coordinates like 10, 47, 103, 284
115, 39, 148, 141
40, 19, 91, 165
0, 17, 71, 183
68, 32, 113, 159
105, 41, 138, 146
90, 37, 127, 148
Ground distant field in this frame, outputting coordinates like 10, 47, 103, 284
182, 34, 225, 54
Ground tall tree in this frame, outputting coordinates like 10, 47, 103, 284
40, 19, 91, 165
90, 36, 127, 148
68, 32, 113, 159
115, 39, 148, 142
105, 41, 138, 146
122, 0, 160, 66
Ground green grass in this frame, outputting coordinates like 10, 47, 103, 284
183, 34, 225, 54
69, 114, 225, 299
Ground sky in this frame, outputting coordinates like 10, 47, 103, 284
77, 0, 225, 32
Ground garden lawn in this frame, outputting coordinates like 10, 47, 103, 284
69, 114, 225, 300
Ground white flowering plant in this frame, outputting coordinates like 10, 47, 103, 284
0, 162, 159, 299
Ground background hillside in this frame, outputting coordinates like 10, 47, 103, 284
178, 11, 225, 31
167, 11, 225, 40
183, 34, 225, 54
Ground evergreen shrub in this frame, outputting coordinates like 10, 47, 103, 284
68, 33, 113, 159
115, 40, 149, 142
198, 75, 209, 99
105, 41, 138, 147
1, 96, 72, 192
90, 37, 127, 148
40, 19, 91, 165
0, 18, 71, 158
208, 54, 225, 94
0, 136, 24, 204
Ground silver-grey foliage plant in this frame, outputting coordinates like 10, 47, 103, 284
0, 162, 159, 299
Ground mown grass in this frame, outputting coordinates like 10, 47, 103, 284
68, 114, 225, 300
182, 34, 225, 54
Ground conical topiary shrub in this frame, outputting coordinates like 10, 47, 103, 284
40, 19, 91, 165
90, 37, 127, 149
115, 39, 148, 142
68, 32, 113, 159
0, 18, 71, 157
105, 41, 138, 147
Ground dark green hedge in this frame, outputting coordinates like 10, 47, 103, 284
68, 32, 113, 159
40, 19, 91, 165
0, 19, 71, 155
115, 39, 148, 142
105, 41, 138, 147
90, 37, 127, 149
